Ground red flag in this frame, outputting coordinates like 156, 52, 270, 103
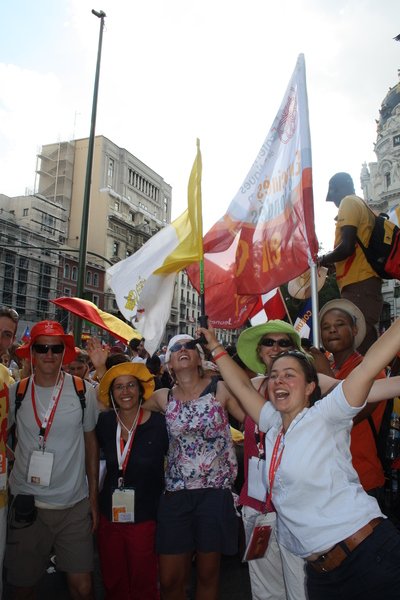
248, 289, 286, 325
188, 55, 318, 325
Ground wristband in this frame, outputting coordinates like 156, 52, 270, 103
213, 351, 228, 361
210, 344, 223, 356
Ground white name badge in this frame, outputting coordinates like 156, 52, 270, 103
0, 452, 6, 491
27, 450, 54, 487
248, 456, 267, 502
112, 488, 135, 523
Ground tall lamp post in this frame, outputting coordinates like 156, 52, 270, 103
74, 9, 107, 344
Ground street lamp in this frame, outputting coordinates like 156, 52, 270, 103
74, 9, 107, 344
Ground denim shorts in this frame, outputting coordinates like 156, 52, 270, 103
156, 487, 238, 555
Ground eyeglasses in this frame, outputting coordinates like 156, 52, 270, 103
169, 340, 198, 353
113, 381, 138, 392
32, 344, 65, 354
0, 307, 19, 322
260, 338, 292, 348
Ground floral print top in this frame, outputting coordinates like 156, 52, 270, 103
165, 381, 238, 491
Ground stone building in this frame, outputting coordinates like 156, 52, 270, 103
360, 74, 400, 327
0, 135, 238, 346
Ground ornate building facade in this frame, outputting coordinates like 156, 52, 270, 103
360, 74, 400, 328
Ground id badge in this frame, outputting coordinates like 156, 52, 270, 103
27, 450, 54, 487
112, 488, 135, 523
243, 511, 276, 561
0, 451, 6, 491
248, 456, 267, 502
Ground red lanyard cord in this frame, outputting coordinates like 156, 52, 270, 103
265, 428, 284, 512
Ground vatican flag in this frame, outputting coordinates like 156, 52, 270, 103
107, 141, 203, 355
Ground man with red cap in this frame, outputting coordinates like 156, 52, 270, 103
5, 321, 99, 600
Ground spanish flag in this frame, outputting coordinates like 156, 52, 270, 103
107, 141, 203, 355
51, 297, 142, 344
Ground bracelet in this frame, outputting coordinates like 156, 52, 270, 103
210, 344, 223, 356
213, 351, 228, 361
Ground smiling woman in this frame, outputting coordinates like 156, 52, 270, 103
96, 362, 169, 599
143, 333, 245, 600
199, 322, 400, 600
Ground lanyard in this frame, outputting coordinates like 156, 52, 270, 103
116, 407, 143, 488
254, 425, 266, 460
265, 428, 284, 512
255, 378, 268, 460
31, 374, 65, 450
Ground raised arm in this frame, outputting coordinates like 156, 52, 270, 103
142, 387, 168, 413
198, 328, 265, 424
216, 380, 246, 424
86, 337, 109, 381
343, 318, 400, 406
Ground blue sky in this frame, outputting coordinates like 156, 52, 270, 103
1, 0, 400, 251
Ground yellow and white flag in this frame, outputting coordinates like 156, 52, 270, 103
107, 141, 203, 355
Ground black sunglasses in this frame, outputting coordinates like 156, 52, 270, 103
260, 338, 292, 348
32, 344, 65, 354
169, 340, 198, 353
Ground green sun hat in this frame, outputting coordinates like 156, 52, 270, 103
237, 320, 303, 374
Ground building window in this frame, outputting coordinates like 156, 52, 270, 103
92, 294, 99, 306
86, 271, 92, 285
114, 200, 120, 211
63, 264, 70, 279
107, 158, 114, 186
40, 213, 56, 235
64, 288, 71, 296
93, 273, 99, 288
113, 241, 120, 257
385, 172, 391, 189
23, 208, 29, 216
71, 266, 77, 281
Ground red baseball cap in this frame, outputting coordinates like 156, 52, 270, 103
16, 320, 77, 364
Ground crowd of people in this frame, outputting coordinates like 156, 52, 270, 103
0, 302, 400, 600
1, 172, 400, 600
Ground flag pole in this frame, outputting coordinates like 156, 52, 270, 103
194, 139, 208, 333
278, 288, 293, 325
309, 257, 320, 348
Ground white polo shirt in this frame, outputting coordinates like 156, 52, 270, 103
259, 382, 384, 558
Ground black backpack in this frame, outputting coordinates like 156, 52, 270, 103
357, 205, 400, 280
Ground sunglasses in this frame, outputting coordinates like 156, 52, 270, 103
260, 338, 292, 348
0, 307, 19, 322
169, 340, 198, 353
32, 344, 65, 354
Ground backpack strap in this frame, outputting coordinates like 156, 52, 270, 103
15, 377, 30, 419
72, 375, 86, 423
